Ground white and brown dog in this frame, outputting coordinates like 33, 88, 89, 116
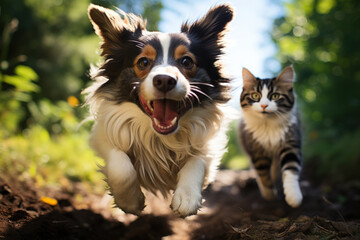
84, 4, 233, 216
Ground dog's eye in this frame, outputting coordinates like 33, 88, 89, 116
137, 57, 151, 70
180, 56, 194, 69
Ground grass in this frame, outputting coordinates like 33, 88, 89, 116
0, 125, 105, 192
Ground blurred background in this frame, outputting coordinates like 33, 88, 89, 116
0, 0, 359, 190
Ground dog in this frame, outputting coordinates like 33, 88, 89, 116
84, 3, 233, 216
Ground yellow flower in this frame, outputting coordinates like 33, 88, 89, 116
67, 96, 79, 107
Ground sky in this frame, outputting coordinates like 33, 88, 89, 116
159, 0, 284, 106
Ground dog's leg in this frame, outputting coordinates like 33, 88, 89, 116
106, 149, 145, 215
171, 157, 205, 216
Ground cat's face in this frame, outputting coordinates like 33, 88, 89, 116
240, 66, 295, 116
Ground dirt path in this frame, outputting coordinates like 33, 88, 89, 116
1, 170, 360, 240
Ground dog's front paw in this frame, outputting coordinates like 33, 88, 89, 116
113, 188, 145, 215
171, 187, 202, 217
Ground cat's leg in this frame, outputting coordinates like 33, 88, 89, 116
280, 152, 302, 208
106, 149, 145, 215
171, 157, 205, 216
253, 157, 276, 200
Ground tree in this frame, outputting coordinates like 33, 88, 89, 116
272, 0, 360, 179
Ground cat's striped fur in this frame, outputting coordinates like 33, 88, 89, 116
239, 65, 303, 208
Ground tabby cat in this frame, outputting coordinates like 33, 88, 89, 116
239, 65, 303, 208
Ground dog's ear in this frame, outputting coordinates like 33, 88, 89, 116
181, 5, 233, 52
88, 4, 145, 50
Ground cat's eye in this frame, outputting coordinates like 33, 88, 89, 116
271, 93, 280, 100
179, 56, 194, 69
137, 57, 151, 70
251, 93, 261, 101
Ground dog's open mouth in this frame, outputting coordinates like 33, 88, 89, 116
139, 95, 189, 135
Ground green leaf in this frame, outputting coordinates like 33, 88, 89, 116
3, 75, 40, 92
13, 91, 32, 102
14, 65, 38, 81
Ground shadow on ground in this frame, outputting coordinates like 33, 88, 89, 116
5, 210, 171, 240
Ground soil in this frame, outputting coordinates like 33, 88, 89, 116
1, 169, 360, 240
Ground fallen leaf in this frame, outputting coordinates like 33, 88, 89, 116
40, 196, 58, 206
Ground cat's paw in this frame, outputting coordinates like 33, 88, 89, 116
283, 171, 303, 208
284, 187, 302, 208
260, 187, 277, 201
257, 181, 277, 201
171, 186, 202, 217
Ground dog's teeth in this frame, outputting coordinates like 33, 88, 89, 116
147, 100, 154, 112
154, 118, 160, 127
154, 117, 177, 130
170, 117, 177, 126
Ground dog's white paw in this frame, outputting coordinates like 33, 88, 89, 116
113, 187, 145, 215
283, 171, 303, 208
171, 187, 202, 217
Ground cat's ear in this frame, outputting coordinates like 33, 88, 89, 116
276, 65, 295, 88
242, 68, 256, 89
88, 4, 145, 44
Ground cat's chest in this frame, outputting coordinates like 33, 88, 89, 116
250, 123, 286, 149
243, 113, 292, 150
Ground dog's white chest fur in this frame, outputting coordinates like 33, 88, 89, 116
90, 101, 228, 196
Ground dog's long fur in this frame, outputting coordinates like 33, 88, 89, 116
84, 4, 233, 216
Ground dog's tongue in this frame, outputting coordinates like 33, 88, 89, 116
153, 99, 178, 124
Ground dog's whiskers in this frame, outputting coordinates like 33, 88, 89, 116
188, 91, 200, 105
185, 94, 195, 111
190, 82, 214, 88
190, 86, 213, 101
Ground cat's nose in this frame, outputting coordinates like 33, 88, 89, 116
260, 104, 268, 110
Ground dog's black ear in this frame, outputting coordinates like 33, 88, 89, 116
88, 4, 145, 50
181, 5, 233, 51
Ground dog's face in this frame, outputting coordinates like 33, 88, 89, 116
88, 4, 233, 134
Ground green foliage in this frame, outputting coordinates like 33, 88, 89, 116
0, 126, 104, 187
272, 0, 360, 180
0, 64, 39, 134
221, 121, 249, 170
120, 0, 163, 31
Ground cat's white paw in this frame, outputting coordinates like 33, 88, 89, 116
284, 187, 302, 208
171, 186, 202, 217
283, 170, 303, 208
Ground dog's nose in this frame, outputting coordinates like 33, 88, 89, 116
153, 75, 177, 93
